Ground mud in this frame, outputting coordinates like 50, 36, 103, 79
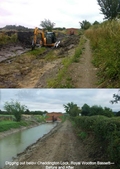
0, 33, 80, 88
0, 44, 30, 62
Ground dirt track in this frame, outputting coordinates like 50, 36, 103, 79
68, 37, 98, 88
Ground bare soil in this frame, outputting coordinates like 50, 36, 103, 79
68, 37, 98, 88
0, 34, 98, 88
3, 120, 111, 169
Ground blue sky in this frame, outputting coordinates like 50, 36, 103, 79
0, 89, 119, 112
0, 0, 104, 28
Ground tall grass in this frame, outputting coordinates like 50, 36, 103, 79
85, 20, 120, 87
0, 33, 17, 45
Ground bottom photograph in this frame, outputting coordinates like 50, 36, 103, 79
0, 89, 120, 169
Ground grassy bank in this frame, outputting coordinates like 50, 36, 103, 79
0, 115, 46, 132
72, 115, 120, 168
47, 37, 85, 88
0, 121, 30, 132
85, 20, 120, 87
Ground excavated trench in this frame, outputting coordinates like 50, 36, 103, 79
0, 32, 80, 88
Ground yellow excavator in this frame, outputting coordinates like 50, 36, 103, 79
32, 27, 60, 50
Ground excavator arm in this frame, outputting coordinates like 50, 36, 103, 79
32, 27, 45, 50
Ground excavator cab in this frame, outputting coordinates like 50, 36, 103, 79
45, 32, 56, 44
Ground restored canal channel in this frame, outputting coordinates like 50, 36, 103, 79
0, 123, 56, 169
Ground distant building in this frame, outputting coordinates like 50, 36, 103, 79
66, 28, 79, 35
46, 112, 63, 122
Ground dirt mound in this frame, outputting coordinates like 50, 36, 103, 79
17, 32, 33, 47
60, 35, 80, 47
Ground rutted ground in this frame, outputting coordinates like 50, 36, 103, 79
3, 120, 109, 169
0, 34, 98, 88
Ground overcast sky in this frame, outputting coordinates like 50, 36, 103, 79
0, 89, 119, 112
0, 0, 104, 28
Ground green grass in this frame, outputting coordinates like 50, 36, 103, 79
27, 47, 46, 56
47, 37, 85, 88
85, 20, 120, 87
0, 121, 29, 132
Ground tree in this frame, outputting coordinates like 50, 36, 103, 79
116, 111, 120, 116
111, 90, 120, 104
93, 21, 100, 25
81, 104, 90, 116
103, 107, 114, 117
40, 19, 55, 31
89, 105, 104, 116
79, 20, 91, 30
97, 0, 120, 20
4, 100, 27, 122
63, 102, 81, 117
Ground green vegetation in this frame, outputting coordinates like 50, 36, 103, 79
85, 20, 120, 87
81, 103, 114, 117
40, 19, 55, 31
28, 47, 46, 56
0, 121, 29, 132
73, 116, 120, 168
47, 37, 84, 88
63, 102, 81, 117
32, 115, 46, 123
4, 100, 27, 122
0, 33, 17, 46
97, 0, 120, 19
79, 20, 91, 30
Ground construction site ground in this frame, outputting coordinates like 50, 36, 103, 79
0, 33, 98, 88
3, 120, 110, 169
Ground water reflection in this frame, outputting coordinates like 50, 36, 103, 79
0, 123, 56, 168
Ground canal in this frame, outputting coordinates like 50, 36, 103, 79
0, 123, 56, 168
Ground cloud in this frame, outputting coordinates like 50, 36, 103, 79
0, 0, 104, 28
0, 89, 119, 112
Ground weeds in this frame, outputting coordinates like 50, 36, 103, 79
85, 20, 120, 87
0, 33, 17, 45
47, 37, 84, 88
78, 131, 87, 140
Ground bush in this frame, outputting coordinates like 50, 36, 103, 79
73, 116, 120, 167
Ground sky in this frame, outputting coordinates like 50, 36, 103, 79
0, 0, 104, 28
0, 89, 119, 113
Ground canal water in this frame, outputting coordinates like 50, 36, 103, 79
0, 123, 56, 168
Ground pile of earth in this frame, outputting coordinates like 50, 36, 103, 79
17, 31, 33, 48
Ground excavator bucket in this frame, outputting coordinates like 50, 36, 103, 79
54, 41, 61, 48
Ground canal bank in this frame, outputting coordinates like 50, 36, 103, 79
0, 122, 44, 140
1, 122, 61, 169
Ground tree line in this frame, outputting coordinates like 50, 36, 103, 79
64, 91, 120, 117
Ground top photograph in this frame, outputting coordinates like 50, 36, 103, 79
0, 0, 120, 88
